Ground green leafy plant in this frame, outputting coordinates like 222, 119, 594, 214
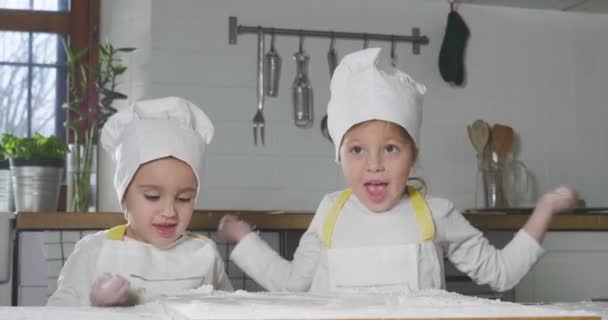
1, 133, 69, 160
0, 142, 6, 161
63, 41, 135, 212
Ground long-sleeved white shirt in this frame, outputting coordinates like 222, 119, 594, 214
47, 227, 232, 306
231, 191, 544, 293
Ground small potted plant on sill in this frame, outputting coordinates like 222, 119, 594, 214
0, 143, 14, 212
63, 41, 135, 212
1, 133, 69, 212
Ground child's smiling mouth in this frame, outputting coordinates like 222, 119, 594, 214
153, 223, 177, 237
364, 180, 389, 202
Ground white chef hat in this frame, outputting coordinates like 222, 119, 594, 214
100, 96, 214, 205
327, 48, 427, 162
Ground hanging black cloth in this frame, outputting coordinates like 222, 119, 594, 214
439, 3, 470, 86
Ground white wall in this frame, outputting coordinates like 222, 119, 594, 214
98, 0, 608, 212
98, 0, 152, 211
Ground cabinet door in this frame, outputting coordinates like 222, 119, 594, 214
19, 287, 48, 306
18, 232, 47, 305
515, 231, 608, 303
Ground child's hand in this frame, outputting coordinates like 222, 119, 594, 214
89, 273, 131, 307
535, 186, 577, 216
218, 215, 253, 242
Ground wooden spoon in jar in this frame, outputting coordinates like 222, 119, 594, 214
467, 119, 491, 157
491, 124, 514, 160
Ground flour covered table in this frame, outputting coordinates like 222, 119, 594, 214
0, 302, 167, 320
160, 289, 600, 320
0, 289, 602, 320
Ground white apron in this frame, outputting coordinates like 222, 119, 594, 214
321, 186, 436, 291
96, 225, 210, 303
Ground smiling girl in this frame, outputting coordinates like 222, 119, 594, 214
48, 97, 232, 307
218, 48, 576, 294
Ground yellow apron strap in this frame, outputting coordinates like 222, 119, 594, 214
107, 224, 128, 240
186, 232, 209, 244
321, 188, 352, 249
321, 187, 434, 248
408, 186, 435, 242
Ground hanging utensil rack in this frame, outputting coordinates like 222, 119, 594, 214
228, 16, 429, 54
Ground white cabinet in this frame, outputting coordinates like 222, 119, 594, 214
19, 286, 48, 306
514, 231, 608, 303
18, 232, 47, 306
466, 231, 608, 303
17, 231, 79, 305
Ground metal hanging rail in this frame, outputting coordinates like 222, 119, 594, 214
228, 16, 429, 55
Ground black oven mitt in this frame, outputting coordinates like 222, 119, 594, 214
439, 10, 470, 86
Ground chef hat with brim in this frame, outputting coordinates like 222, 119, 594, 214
327, 48, 427, 162
100, 96, 214, 205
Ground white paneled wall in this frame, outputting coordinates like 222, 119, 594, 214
99, 0, 608, 212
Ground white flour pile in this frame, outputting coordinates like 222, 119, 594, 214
160, 289, 598, 320
546, 302, 608, 320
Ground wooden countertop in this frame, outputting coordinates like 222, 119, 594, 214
14, 210, 608, 231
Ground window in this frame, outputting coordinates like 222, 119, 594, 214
0, 0, 66, 11
0, 0, 99, 142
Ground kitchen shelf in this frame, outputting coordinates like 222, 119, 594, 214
15, 211, 608, 231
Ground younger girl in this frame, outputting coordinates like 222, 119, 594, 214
48, 97, 232, 306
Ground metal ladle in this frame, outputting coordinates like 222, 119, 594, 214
264, 29, 281, 97
292, 31, 313, 128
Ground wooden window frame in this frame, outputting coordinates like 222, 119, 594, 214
0, 0, 100, 142
1, 2, 100, 305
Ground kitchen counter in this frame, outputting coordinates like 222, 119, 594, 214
14, 210, 608, 231
12, 211, 608, 306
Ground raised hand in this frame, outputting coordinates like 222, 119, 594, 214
536, 186, 577, 215
218, 215, 253, 242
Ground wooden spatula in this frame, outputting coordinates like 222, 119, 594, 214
467, 119, 491, 156
491, 124, 514, 160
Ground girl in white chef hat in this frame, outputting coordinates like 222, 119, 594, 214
47, 97, 232, 307
218, 48, 576, 293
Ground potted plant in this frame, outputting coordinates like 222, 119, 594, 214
63, 41, 135, 212
0, 143, 13, 212
1, 133, 69, 212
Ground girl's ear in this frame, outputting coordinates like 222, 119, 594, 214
121, 199, 131, 222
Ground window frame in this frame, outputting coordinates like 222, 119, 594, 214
0, 0, 100, 142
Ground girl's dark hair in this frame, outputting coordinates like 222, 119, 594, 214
396, 125, 427, 195
407, 176, 427, 195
